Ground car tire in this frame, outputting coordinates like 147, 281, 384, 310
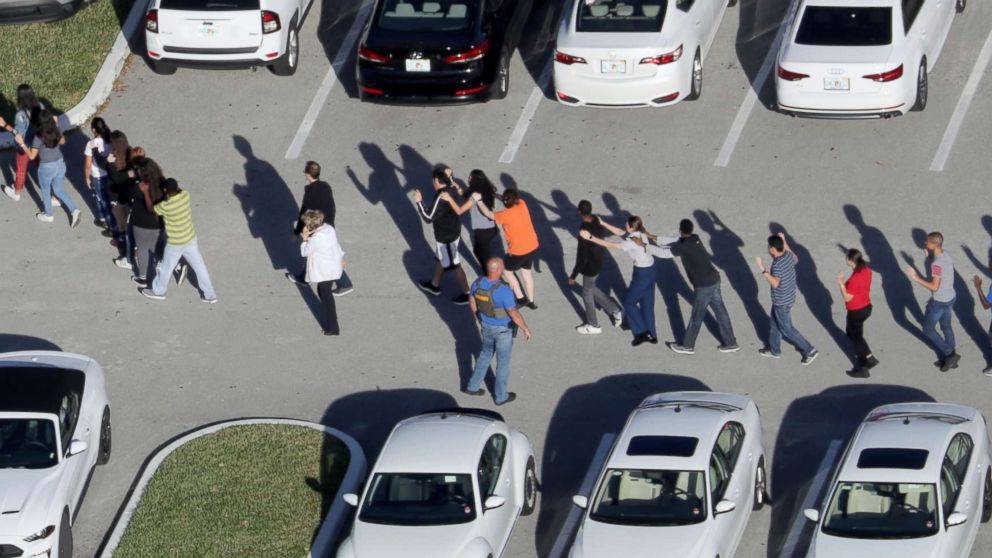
686, 50, 702, 101
491, 48, 510, 100
149, 59, 177, 75
521, 456, 538, 516
728, 0, 737, 6
97, 406, 112, 465
911, 58, 927, 112
753, 457, 767, 511
982, 469, 992, 523
956, 0, 966, 13
271, 24, 299, 76
57, 510, 72, 558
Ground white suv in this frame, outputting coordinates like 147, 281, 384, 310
145, 0, 312, 76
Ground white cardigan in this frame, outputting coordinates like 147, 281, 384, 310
301, 224, 345, 283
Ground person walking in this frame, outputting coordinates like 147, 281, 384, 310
568, 200, 622, 334
663, 218, 740, 354
463, 257, 532, 406
126, 158, 166, 287
413, 167, 471, 304
906, 231, 959, 371
106, 131, 135, 267
139, 178, 217, 303
83, 117, 114, 234
474, 187, 540, 308
12, 110, 81, 227
439, 169, 503, 268
755, 233, 819, 364
971, 267, 992, 376
299, 209, 346, 336
838, 248, 878, 377
2, 84, 45, 202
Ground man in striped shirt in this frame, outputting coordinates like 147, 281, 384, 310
140, 178, 217, 303
755, 232, 818, 364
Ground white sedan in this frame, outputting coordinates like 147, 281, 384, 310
145, 0, 312, 76
0, 351, 112, 558
569, 392, 766, 558
553, 0, 730, 107
804, 402, 992, 558
337, 410, 538, 558
775, 0, 963, 117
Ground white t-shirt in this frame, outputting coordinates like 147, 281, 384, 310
84, 137, 108, 178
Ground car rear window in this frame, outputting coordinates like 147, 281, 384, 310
857, 448, 929, 470
377, 0, 474, 32
161, 0, 261, 10
795, 6, 892, 46
627, 435, 699, 457
577, 0, 666, 33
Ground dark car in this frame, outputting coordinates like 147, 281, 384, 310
356, 0, 532, 103
0, 0, 93, 24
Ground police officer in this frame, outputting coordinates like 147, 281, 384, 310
463, 257, 532, 406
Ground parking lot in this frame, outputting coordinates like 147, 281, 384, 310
3, 0, 992, 555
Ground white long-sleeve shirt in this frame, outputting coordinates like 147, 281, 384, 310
301, 224, 345, 283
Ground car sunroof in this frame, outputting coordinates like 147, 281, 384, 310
626, 435, 698, 457
857, 448, 929, 470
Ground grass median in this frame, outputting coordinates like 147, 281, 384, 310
114, 424, 351, 558
0, 0, 135, 121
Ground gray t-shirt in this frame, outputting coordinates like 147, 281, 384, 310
929, 251, 955, 303
31, 135, 63, 164
469, 201, 495, 231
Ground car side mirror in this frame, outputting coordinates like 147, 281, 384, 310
804, 509, 820, 523
342, 493, 359, 507
715, 500, 736, 514
946, 512, 967, 527
67, 440, 87, 457
484, 496, 506, 510
572, 495, 588, 509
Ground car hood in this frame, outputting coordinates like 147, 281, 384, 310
576, 519, 709, 557
811, 532, 942, 558
0, 467, 60, 536
351, 522, 475, 557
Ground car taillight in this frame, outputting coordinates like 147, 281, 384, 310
145, 9, 158, 33
776, 65, 809, 81
639, 45, 683, 65
358, 44, 391, 63
554, 51, 587, 65
261, 10, 281, 34
863, 64, 903, 82
444, 38, 489, 63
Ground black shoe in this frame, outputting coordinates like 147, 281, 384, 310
525, 300, 539, 310
131, 275, 147, 287
100, 228, 113, 238
644, 333, 658, 344
418, 280, 441, 296
864, 356, 880, 369
515, 297, 528, 307
940, 352, 961, 372
631, 334, 646, 347
332, 285, 354, 297
285, 272, 306, 285
846, 366, 870, 378
461, 388, 485, 396
495, 393, 517, 406
452, 293, 470, 305
322, 330, 340, 336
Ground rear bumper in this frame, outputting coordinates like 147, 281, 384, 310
775, 79, 911, 118
146, 30, 283, 69
357, 67, 493, 104
0, 0, 87, 24
552, 59, 688, 108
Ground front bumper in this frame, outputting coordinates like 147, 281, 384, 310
0, 0, 87, 24
0, 538, 52, 557
552, 60, 688, 108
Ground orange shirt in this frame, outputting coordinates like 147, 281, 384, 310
494, 199, 539, 256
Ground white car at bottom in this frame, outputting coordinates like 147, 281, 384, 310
553, 0, 730, 107
569, 392, 766, 558
776, 0, 963, 117
337, 410, 538, 558
0, 352, 112, 558
804, 402, 992, 558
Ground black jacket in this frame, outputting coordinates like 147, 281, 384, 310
295, 180, 335, 234
668, 234, 720, 288
417, 187, 461, 243
571, 220, 608, 279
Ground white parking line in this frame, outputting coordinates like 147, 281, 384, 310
285, 2, 372, 160
498, 58, 553, 164
714, 0, 800, 167
547, 433, 616, 558
929, 26, 992, 172
778, 439, 843, 558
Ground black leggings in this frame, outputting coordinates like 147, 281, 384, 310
846, 304, 873, 363
472, 227, 500, 267
317, 280, 340, 334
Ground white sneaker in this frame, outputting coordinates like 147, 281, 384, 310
2, 185, 19, 201
70, 209, 81, 228
36, 212, 54, 223
576, 324, 603, 335
51, 198, 61, 208
113, 257, 131, 269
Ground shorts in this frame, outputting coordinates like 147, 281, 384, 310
505, 249, 537, 271
435, 239, 462, 270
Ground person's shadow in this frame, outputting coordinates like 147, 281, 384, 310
529, 188, 590, 321
231, 135, 322, 324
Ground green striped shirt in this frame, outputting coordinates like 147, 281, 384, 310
155, 190, 196, 245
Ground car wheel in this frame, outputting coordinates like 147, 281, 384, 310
58, 510, 72, 558
97, 406, 112, 465
686, 50, 702, 101
491, 48, 510, 100
911, 58, 927, 112
271, 25, 299, 76
149, 59, 177, 75
521, 456, 538, 516
753, 457, 767, 510
956, 0, 966, 13
982, 469, 991, 523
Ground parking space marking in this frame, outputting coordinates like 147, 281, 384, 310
498, 58, 552, 164
548, 432, 616, 558
930, 26, 992, 172
779, 439, 843, 558
714, 0, 800, 167
285, 2, 372, 160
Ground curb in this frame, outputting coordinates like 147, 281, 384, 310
97, 418, 368, 558
0, 0, 151, 150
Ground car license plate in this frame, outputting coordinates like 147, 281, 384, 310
600, 60, 626, 74
824, 77, 850, 91
406, 59, 431, 72
198, 23, 221, 37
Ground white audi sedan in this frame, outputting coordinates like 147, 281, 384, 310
0, 352, 112, 558
553, 0, 730, 107
569, 392, 766, 558
337, 410, 538, 558
775, 0, 963, 117
145, 0, 312, 75
804, 402, 992, 558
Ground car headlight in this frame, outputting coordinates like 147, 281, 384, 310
24, 525, 55, 542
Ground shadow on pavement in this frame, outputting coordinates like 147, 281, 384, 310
315, 0, 364, 98
0, 334, 62, 353
735, 0, 791, 108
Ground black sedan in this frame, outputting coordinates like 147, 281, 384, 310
356, 0, 532, 103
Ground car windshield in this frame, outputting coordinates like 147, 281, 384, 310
376, 0, 474, 32
590, 469, 706, 526
160, 0, 261, 9
359, 473, 477, 525
822, 482, 939, 538
0, 419, 58, 469
795, 7, 892, 46
577, 0, 666, 32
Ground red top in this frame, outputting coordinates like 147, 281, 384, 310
845, 266, 872, 311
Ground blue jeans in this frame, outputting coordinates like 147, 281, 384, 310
923, 298, 956, 357
38, 159, 76, 216
683, 280, 737, 349
151, 237, 216, 299
467, 323, 513, 404
624, 266, 657, 336
91, 175, 114, 227
769, 305, 814, 356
